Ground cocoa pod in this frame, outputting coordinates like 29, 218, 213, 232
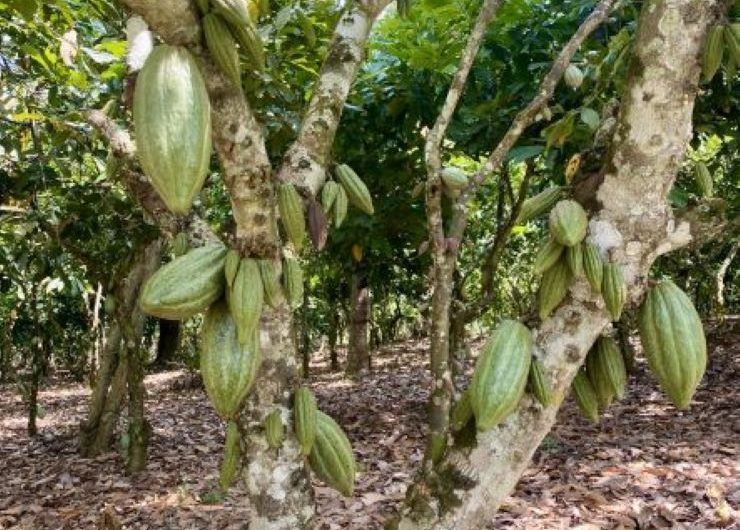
228, 258, 263, 344
224, 249, 240, 288
583, 244, 603, 293
549, 200, 588, 247
516, 186, 564, 224
195, 0, 210, 15
538, 258, 571, 320
450, 389, 473, 432
602, 263, 627, 321
282, 257, 304, 309
588, 336, 627, 401
702, 25, 724, 82
572, 370, 599, 423
440, 167, 468, 194
218, 420, 241, 490
564, 64, 584, 90
533, 238, 564, 275
693, 162, 713, 198
202, 13, 242, 89
308, 411, 356, 497
264, 410, 284, 449
294, 387, 318, 455
321, 181, 340, 213
335, 164, 374, 215
211, 0, 250, 26
278, 183, 306, 251
258, 259, 284, 308
333, 184, 349, 228
528, 358, 552, 407
228, 17, 265, 72
171, 232, 189, 257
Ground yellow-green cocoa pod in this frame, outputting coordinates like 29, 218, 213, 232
282, 257, 304, 309
219, 420, 241, 490
725, 23, 740, 64
321, 181, 340, 214
693, 162, 713, 198
528, 358, 552, 407
549, 200, 588, 247
278, 183, 306, 251
140, 244, 227, 320
308, 411, 356, 497
450, 389, 473, 432
333, 185, 349, 228
602, 263, 627, 321
583, 244, 604, 293
133, 45, 211, 215
702, 25, 724, 82
200, 302, 262, 419
469, 320, 532, 431
572, 370, 599, 423
211, 0, 250, 26
585, 345, 614, 409
566, 243, 583, 277
258, 259, 284, 308
515, 186, 564, 224
227, 16, 265, 72
638, 280, 706, 409
264, 410, 284, 449
564, 64, 584, 90
440, 167, 468, 193
228, 258, 263, 344
171, 232, 189, 257
224, 249, 241, 288
203, 13, 242, 89
195, 0, 210, 15
533, 238, 564, 275
335, 164, 374, 215
538, 258, 571, 320
588, 336, 627, 401
294, 387, 318, 455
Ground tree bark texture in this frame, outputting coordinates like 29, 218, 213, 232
346, 270, 370, 377
396, 1, 723, 528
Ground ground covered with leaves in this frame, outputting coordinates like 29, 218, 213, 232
0, 327, 737, 530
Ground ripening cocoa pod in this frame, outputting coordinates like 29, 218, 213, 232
549, 200, 588, 247
602, 263, 627, 321
294, 387, 318, 455
582, 244, 604, 293
228, 258, 263, 344
202, 13, 242, 89
278, 183, 306, 251
321, 181, 340, 213
258, 259, 284, 308
693, 162, 713, 198
308, 411, 356, 497
538, 258, 571, 320
572, 370, 599, 423
333, 185, 349, 228
528, 358, 552, 407
566, 243, 583, 277
533, 238, 564, 275
335, 164, 374, 215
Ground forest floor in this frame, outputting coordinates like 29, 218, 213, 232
0, 324, 738, 530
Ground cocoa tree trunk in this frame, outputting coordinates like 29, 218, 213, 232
153, 319, 179, 369
346, 270, 370, 377
328, 310, 340, 372
396, 1, 722, 527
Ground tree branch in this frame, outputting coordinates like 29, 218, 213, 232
275, 0, 394, 196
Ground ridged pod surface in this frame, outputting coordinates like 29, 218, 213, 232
450, 389, 473, 432
538, 259, 571, 320
440, 167, 468, 191
133, 46, 211, 215
294, 387, 318, 455
224, 249, 241, 288
572, 371, 599, 423
469, 320, 533, 431
564, 64, 584, 90
202, 13, 241, 89
588, 336, 627, 400
638, 280, 707, 409
333, 185, 349, 228
702, 25, 724, 82
278, 183, 306, 251
228, 258, 263, 344
211, 0, 250, 26
308, 411, 356, 497
583, 244, 603, 293
229, 19, 265, 71
335, 164, 374, 215
585, 346, 614, 409
200, 303, 262, 419
602, 263, 627, 321
549, 200, 588, 247
533, 238, 564, 275
140, 244, 227, 320
528, 358, 552, 407
264, 410, 284, 449
321, 181, 340, 213
693, 162, 713, 197
219, 420, 241, 490
258, 260, 283, 308
566, 243, 583, 277
283, 257, 304, 309
516, 186, 563, 224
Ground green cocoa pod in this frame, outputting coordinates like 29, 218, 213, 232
335, 164, 374, 215
282, 257, 304, 309
171, 232, 189, 257
725, 23, 740, 64
294, 387, 318, 455
264, 410, 284, 449
702, 25, 724, 82
516, 186, 564, 224
427, 432, 447, 464
195, 0, 210, 15
585, 346, 614, 409
564, 64, 584, 90
228, 258, 263, 344
200, 302, 262, 419
440, 167, 468, 193
538, 258, 571, 320
203, 13, 242, 89
572, 370, 599, 423
583, 244, 603, 293
133, 45, 211, 215
549, 200, 588, 247
450, 389, 473, 432
278, 183, 306, 251
533, 238, 564, 275
321, 181, 340, 214
693, 162, 713, 198
469, 320, 532, 431
588, 336, 627, 401
258, 259, 284, 309
566, 243, 584, 277
638, 280, 706, 409
140, 244, 227, 320
333, 185, 349, 228
308, 411, 356, 497
528, 358, 552, 407
211, 0, 250, 26
224, 249, 241, 288
602, 263, 627, 321
219, 420, 241, 490
227, 16, 265, 72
